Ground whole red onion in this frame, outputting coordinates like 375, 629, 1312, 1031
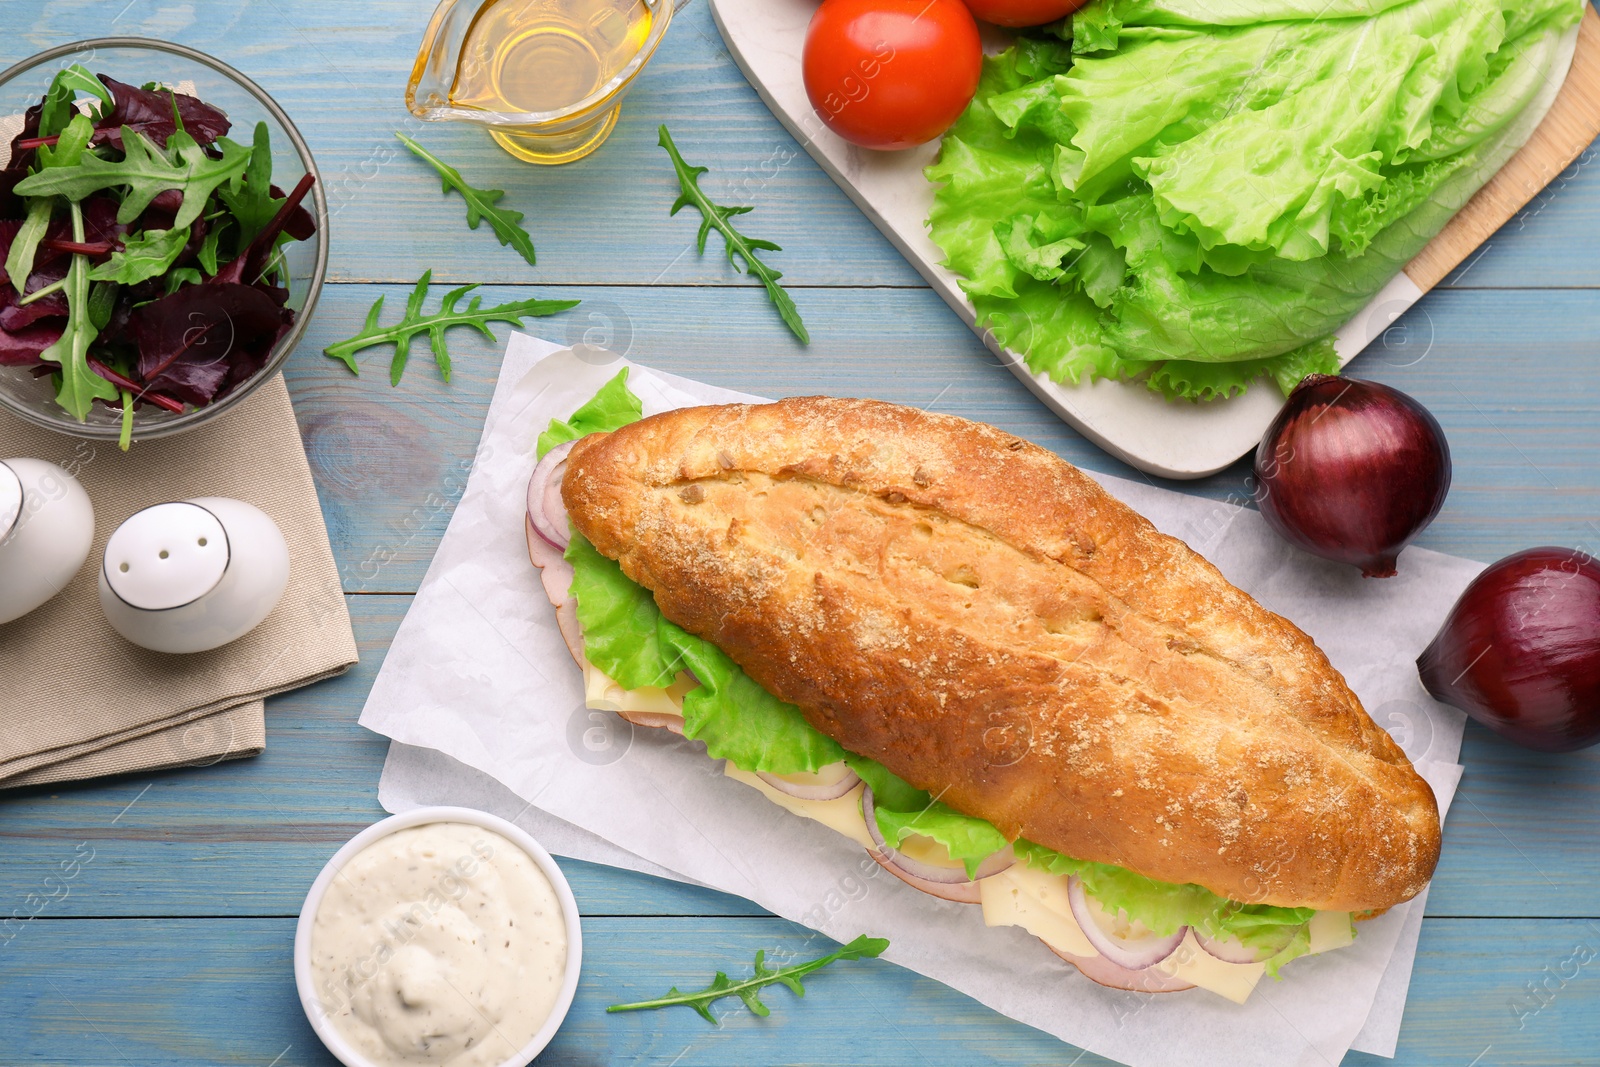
1418, 547, 1600, 752
1254, 375, 1451, 577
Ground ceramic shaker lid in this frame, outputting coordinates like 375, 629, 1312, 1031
104, 502, 229, 611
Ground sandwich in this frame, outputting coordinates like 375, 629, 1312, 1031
523, 370, 1441, 1003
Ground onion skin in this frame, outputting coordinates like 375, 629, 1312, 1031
1254, 375, 1451, 578
1418, 547, 1600, 752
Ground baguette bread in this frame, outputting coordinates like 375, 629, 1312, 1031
562, 397, 1441, 913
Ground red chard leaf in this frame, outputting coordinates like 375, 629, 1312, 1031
92, 75, 231, 150
268, 184, 317, 242
213, 171, 315, 287
6, 103, 42, 171
1, 262, 69, 330
0, 320, 62, 366
0, 219, 20, 285
128, 281, 288, 405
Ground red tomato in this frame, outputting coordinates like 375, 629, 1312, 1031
960, 0, 1091, 27
802, 0, 982, 151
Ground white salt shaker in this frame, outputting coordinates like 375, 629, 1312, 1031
0, 458, 96, 625
99, 497, 290, 654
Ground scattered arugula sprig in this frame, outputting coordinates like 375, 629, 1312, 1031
396, 133, 539, 266
325, 270, 579, 385
657, 125, 809, 345
606, 935, 888, 1023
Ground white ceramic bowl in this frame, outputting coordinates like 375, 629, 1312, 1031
293, 806, 584, 1067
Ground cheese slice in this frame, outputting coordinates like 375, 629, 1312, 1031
582, 660, 694, 717
1308, 907, 1357, 954
723, 765, 878, 849
575, 648, 1357, 1000
1153, 934, 1266, 1004
979, 866, 1097, 957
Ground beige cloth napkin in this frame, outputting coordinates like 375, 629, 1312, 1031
0, 374, 356, 786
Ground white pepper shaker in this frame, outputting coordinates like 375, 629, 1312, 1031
98, 497, 290, 654
0, 458, 96, 625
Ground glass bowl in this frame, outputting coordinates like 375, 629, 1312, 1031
0, 38, 328, 443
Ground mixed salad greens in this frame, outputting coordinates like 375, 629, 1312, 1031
554, 372, 1317, 975
0, 65, 316, 445
926, 0, 1584, 400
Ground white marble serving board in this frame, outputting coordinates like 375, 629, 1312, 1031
708, 0, 1572, 479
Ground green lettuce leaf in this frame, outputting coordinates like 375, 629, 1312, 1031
537, 368, 642, 458
666, 627, 845, 774
566, 532, 686, 690
926, 0, 1584, 399
1014, 840, 1316, 956
844, 755, 1010, 878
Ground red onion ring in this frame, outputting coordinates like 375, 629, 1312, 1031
757, 763, 862, 801
1194, 924, 1302, 966
860, 786, 1015, 903
527, 439, 577, 550
1045, 943, 1196, 994
1066, 876, 1187, 971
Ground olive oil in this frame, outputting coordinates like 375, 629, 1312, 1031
450, 0, 654, 116
407, 0, 672, 165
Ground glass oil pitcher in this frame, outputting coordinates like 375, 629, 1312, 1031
407, 0, 675, 165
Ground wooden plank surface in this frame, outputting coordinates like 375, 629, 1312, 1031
4, 916, 1599, 1067
3, 0, 1600, 1064
280, 283, 1600, 590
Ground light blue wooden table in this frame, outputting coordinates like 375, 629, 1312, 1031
3, 2, 1600, 1064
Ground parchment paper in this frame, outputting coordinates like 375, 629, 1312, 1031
362, 334, 1479, 1067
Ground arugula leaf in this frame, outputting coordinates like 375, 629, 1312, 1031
607, 935, 888, 1023
86, 281, 118, 330
38, 201, 116, 420
218, 122, 278, 250
35, 110, 96, 172
118, 389, 134, 451
658, 125, 809, 345
37, 72, 80, 140
87, 225, 190, 285
396, 133, 538, 265
197, 220, 226, 276
163, 266, 202, 293
13, 126, 250, 227
57, 66, 113, 111
6, 112, 99, 293
324, 270, 580, 385
5, 200, 51, 296
536, 367, 642, 458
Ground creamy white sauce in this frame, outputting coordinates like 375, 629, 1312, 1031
309, 823, 567, 1067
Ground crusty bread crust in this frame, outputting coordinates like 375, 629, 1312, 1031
562, 397, 1441, 911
